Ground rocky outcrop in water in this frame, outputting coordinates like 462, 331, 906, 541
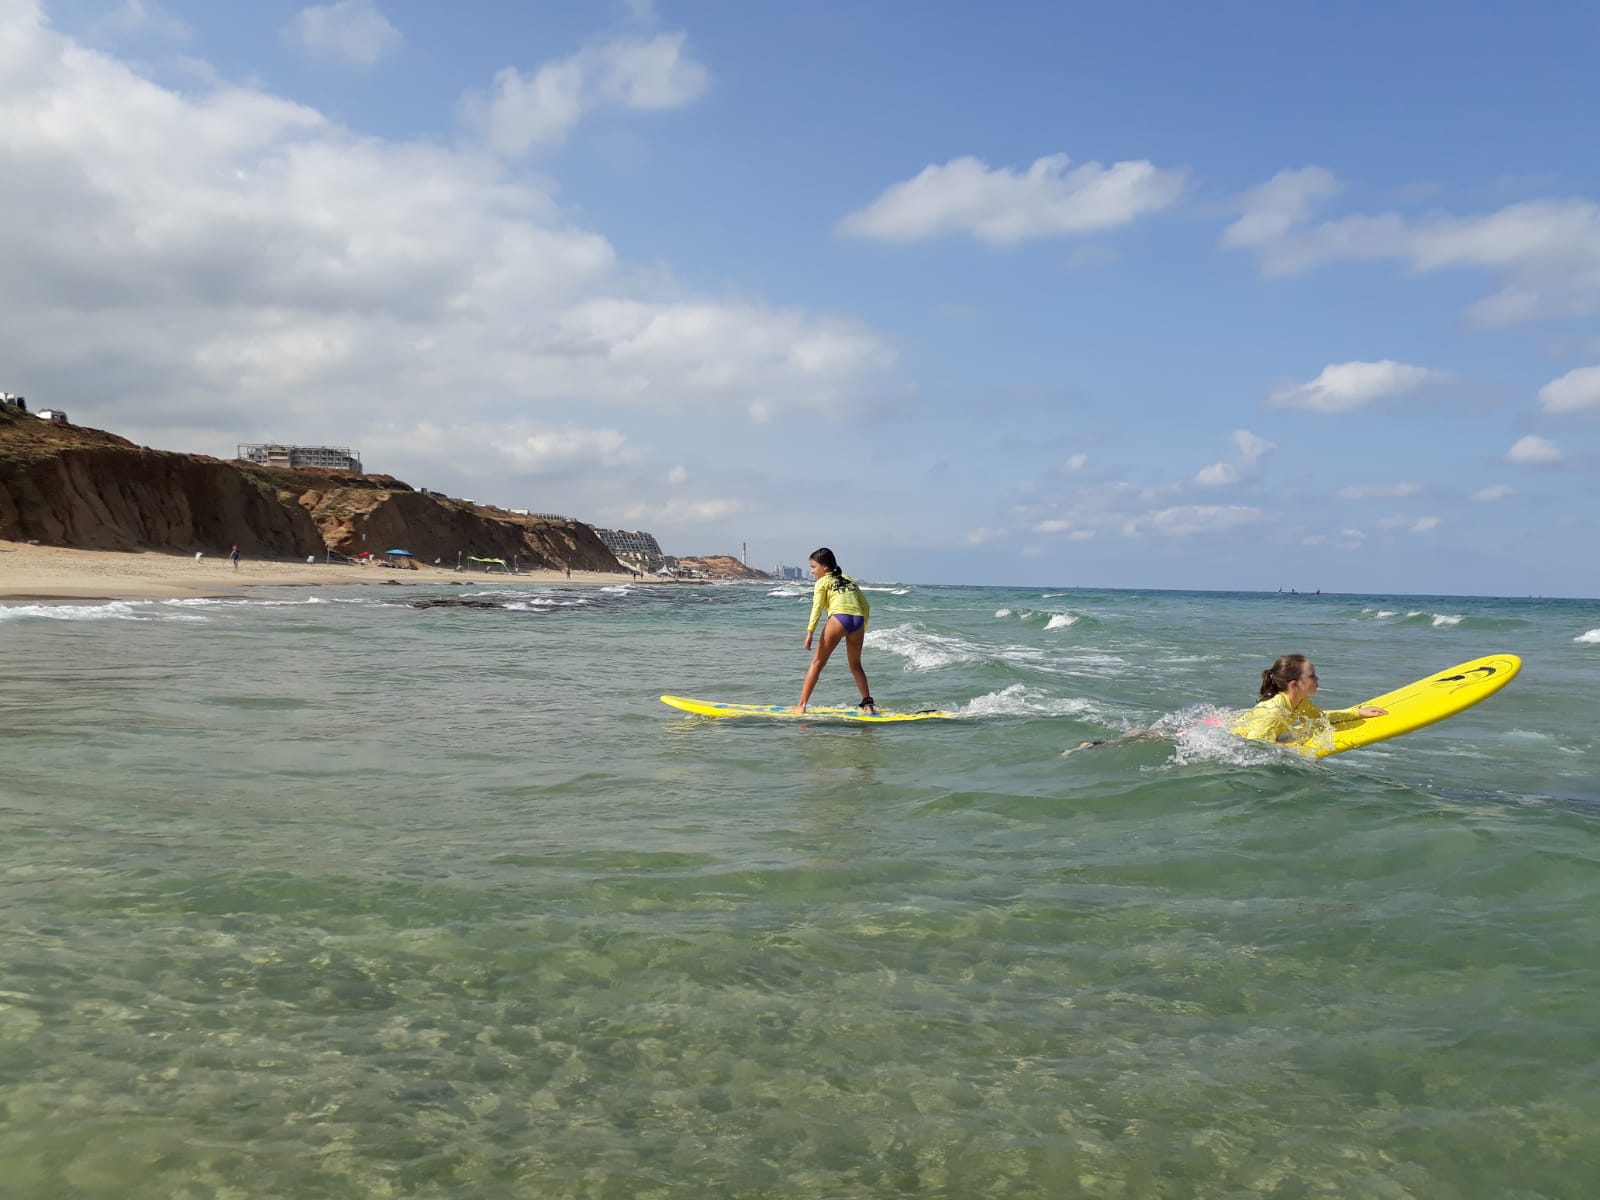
0, 405, 623, 572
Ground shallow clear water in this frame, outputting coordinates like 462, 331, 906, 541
3, 581, 1598, 1197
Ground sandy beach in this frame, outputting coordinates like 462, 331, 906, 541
0, 541, 642, 602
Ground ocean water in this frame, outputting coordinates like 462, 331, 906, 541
2, 580, 1598, 1199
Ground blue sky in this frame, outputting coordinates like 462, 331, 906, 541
3, 0, 1597, 595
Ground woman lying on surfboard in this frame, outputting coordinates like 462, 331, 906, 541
1063, 653, 1387, 754
795, 547, 875, 715
1231, 653, 1387, 742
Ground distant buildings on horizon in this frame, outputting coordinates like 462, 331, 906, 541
238, 443, 363, 473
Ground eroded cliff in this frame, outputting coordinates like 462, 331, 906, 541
0, 406, 622, 571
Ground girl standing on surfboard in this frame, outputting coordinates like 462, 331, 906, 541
795, 547, 874, 715
1231, 654, 1386, 743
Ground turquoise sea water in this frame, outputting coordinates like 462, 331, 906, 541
3, 579, 1598, 1198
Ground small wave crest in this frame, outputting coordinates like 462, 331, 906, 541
0, 600, 199, 623
1357, 607, 1523, 630
952, 683, 1108, 720
768, 588, 807, 598
1576, 628, 1600, 644
861, 585, 910, 595
867, 623, 989, 671
503, 596, 591, 610
995, 608, 1089, 629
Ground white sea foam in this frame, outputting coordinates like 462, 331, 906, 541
0, 601, 150, 622
159, 596, 328, 608
861, 586, 910, 594
1431, 614, 1463, 627
1044, 613, 1080, 630
1575, 628, 1600, 644
1374, 610, 1398, 618
994, 608, 1012, 618
768, 588, 806, 598
504, 596, 591, 610
953, 683, 1107, 720
600, 585, 632, 594
867, 623, 988, 671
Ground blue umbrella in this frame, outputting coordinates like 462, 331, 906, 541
385, 549, 413, 556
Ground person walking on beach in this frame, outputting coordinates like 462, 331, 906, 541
795, 547, 874, 714
230, 544, 240, 571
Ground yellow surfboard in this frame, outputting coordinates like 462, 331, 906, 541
1294, 653, 1522, 758
660, 695, 953, 723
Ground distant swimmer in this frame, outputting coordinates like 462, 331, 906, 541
795, 547, 874, 715
1063, 653, 1387, 755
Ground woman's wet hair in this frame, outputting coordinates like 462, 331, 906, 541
1260, 653, 1309, 701
809, 546, 844, 581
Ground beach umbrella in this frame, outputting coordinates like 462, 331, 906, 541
385, 549, 414, 556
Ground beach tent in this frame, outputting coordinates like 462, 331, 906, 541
468, 555, 510, 573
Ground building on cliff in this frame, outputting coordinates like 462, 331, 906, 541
592, 527, 667, 574
238, 443, 363, 472
1, 392, 26, 411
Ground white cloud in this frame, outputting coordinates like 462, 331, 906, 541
838, 152, 1186, 246
1224, 169, 1600, 326
1539, 365, 1600, 413
611, 496, 742, 523
1221, 166, 1343, 254
1122, 505, 1265, 538
965, 527, 1006, 545
1337, 482, 1423, 500
1195, 429, 1275, 485
91, 0, 190, 42
0, 11, 890, 472
1506, 435, 1562, 464
363, 422, 642, 477
494, 427, 642, 471
286, 1, 401, 67
1377, 515, 1441, 534
469, 32, 707, 157
1269, 361, 1437, 413
1032, 518, 1074, 533
1472, 484, 1516, 501
667, 465, 688, 484
1305, 528, 1367, 549
1061, 453, 1087, 472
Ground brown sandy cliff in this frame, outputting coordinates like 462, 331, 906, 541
0, 406, 623, 571
675, 555, 770, 580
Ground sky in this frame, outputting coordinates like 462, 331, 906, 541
2, 0, 1598, 595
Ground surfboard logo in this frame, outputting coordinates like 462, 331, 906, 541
1432, 664, 1498, 690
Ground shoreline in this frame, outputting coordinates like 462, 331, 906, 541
0, 542, 651, 602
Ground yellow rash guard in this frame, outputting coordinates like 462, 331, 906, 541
806, 573, 871, 633
1232, 693, 1363, 743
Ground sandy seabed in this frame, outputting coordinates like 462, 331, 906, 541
0, 542, 640, 602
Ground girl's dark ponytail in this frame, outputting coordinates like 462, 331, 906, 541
1259, 654, 1308, 701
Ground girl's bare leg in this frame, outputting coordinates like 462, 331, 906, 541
796, 618, 845, 712
843, 629, 872, 711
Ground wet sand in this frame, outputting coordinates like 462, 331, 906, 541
0, 542, 641, 601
